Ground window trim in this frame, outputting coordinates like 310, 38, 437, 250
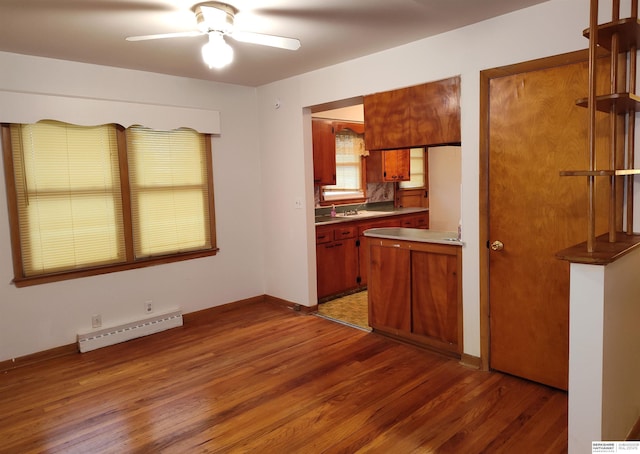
319, 126, 367, 205
1, 123, 218, 288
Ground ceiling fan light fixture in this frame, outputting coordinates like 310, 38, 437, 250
194, 2, 237, 34
202, 32, 234, 69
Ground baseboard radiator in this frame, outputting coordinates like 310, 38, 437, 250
77, 310, 183, 353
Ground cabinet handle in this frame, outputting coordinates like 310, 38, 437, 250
392, 243, 401, 248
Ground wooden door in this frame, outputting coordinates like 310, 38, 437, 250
367, 241, 411, 331
486, 53, 611, 390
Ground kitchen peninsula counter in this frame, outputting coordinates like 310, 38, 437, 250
364, 227, 463, 357
314, 209, 430, 300
363, 227, 463, 246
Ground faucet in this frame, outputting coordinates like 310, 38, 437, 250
344, 200, 367, 216
354, 200, 368, 214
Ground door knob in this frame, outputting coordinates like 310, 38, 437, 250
490, 240, 504, 251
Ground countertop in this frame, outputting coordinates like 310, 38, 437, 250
315, 207, 428, 226
363, 227, 463, 246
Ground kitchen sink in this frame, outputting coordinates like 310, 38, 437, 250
337, 210, 391, 218
315, 210, 394, 224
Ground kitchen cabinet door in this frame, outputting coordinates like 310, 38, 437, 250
383, 149, 410, 181
316, 237, 359, 299
358, 217, 403, 287
411, 77, 461, 146
411, 249, 459, 345
312, 118, 336, 186
364, 87, 412, 151
367, 242, 411, 332
366, 149, 410, 182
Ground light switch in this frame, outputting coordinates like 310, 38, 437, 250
294, 198, 303, 209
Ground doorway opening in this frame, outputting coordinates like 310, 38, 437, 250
316, 291, 371, 331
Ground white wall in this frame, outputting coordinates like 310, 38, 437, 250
0, 52, 265, 361
602, 251, 640, 440
428, 146, 461, 231
568, 249, 640, 453
256, 0, 593, 358
1, 0, 637, 408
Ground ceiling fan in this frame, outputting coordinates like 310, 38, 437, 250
126, 1, 301, 69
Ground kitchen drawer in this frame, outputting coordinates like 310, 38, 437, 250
358, 217, 402, 236
334, 225, 357, 240
316, 226, 334, 244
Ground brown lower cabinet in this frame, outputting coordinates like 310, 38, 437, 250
367, 237, 462, 356
315, 225, 359, 299
316, 212, 429, 301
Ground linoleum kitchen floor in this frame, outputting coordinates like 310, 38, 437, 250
317, 290, 371, 331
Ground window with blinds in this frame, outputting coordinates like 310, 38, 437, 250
322, 129, 365, 201
10, 121, 126, 276
3, 120, 217, 286
127, 126, 212, 257
399, 148, 426, 189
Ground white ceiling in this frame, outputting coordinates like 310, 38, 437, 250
0, 0, 549, 87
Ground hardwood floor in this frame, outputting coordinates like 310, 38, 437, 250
0, 301, 567, 453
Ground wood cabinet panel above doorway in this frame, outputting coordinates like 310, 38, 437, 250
363, 76, 461, 151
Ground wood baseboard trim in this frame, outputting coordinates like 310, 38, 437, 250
263, 294, 317, 314
1, 295, 314, 372
372, 327, 461, 360
627, 416, 640, 441
182, 295, 266, 326
0, 343, 77, 373
460, 353, 482, 369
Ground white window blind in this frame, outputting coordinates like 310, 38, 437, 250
10, 121, 125, 276
126, 126, 212, 258
399, 148, 426, 189
323, 129, 365, 200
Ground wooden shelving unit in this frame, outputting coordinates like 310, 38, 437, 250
559, 0, 640, 260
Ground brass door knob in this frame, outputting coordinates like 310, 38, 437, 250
490, 240, 504, 251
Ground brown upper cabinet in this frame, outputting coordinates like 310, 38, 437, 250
312, 118, 365, 186
366, 149, 411, 182
364, 76, 461, 150
312, 118, 336, 186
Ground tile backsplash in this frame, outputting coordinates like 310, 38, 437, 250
314, 182, 394, 207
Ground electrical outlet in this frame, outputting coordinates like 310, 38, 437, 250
91, 314, 102, 329
145, 301, 153, 313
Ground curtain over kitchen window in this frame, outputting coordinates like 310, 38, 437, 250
322, 129, 365, 201
399, 148, 426, 189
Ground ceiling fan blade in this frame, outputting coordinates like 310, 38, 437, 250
229, 31, 301, 51
126, 31, 204, 42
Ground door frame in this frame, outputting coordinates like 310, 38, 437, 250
478, 49, 590, 371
